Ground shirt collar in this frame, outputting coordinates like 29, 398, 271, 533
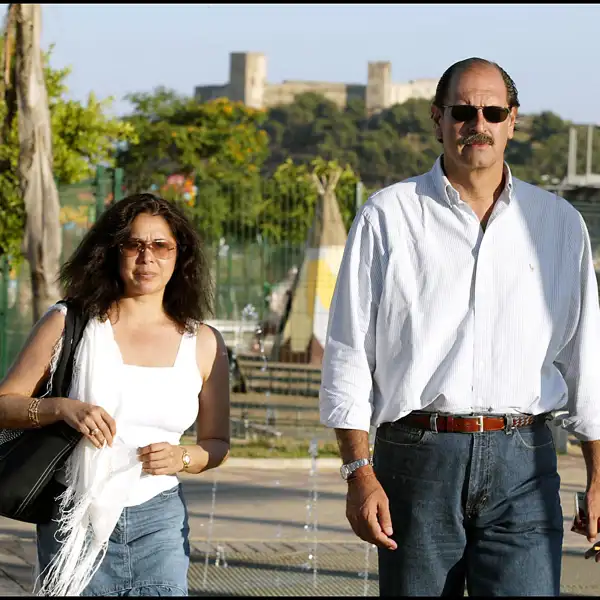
430, 155, 515, 207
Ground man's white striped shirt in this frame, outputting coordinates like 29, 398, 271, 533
319, 156, 600, 441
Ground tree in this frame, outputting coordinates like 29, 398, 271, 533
2, 3, 64, 321
115, 89, 272, 247
530, 111, 568, 143
0, 29, 137, 261
377, 98, 434, 137
117, 88, 269, 193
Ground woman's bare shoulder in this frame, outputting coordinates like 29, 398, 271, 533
0, 305, 67, 395
194, 323, 228, 377
195, 322, 227, 352
31, 305, 67, 345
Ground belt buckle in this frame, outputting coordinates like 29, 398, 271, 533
463, 415, 485, 432
475, 415, 484, 432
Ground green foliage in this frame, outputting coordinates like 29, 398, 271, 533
117, 88, 363, 246
263, 93, 442, 186
117, 88, 269, 192
530, 111, 569, 143
262, 92, 584, 189
0, 42, 137, 258
177, 157, 360, 247
259, 157, 360, 245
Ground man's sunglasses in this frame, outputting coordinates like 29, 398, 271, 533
443, 105, 511, 124
119, 239, 176, 260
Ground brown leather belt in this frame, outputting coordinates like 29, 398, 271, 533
396, 412, 548, 433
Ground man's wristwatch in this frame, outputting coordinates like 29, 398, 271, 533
340, 457, 373, 480
181, 448, 192, 471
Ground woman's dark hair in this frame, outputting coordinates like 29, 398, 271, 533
432, 57, 520, 110
60, 193, 213, 332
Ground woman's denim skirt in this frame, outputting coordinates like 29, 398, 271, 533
36, 483, 190, 596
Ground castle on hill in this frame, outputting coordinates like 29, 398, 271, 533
194, 52, 438, 115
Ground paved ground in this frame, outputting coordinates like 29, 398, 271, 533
1, 446, 600, 596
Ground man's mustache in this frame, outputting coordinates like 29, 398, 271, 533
459, 133, 494, 146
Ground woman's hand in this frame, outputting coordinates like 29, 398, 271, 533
54, 397, 116, 448
138, 442, 184, 475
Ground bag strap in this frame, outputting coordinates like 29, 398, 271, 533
50, 301, 89, 399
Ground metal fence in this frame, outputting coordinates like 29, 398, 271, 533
2, 174, 600, 385
0, 167, 122, 377
0, 171, 365, 377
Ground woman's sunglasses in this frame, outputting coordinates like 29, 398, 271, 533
443, 105, 511, 124
119, 239, 176, 260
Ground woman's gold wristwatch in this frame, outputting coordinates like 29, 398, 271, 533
181, 448, 191, 471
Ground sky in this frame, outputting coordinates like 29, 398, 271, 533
3, 4, 599, 124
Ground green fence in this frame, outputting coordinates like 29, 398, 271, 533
4, 170, 599, 381
0, 171, 365, 377
203, 178, 364, 322
0, 167, 123, 378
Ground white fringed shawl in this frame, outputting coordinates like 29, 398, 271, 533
35, 305, 142, 596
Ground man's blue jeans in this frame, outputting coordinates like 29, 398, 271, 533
374, 418, 563, 596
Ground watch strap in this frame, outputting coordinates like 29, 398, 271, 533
341, 457, 372, 480
181, 448, 191, 471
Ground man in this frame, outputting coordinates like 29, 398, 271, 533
319, 57, 600, 596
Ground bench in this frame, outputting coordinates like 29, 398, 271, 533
185, 391, 318, 439
232, 352, 322, 397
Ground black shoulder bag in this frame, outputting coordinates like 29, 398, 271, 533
0, 300, 88, 524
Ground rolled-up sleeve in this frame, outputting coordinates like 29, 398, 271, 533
319, 211, 386, 432
556, 214, 600, 441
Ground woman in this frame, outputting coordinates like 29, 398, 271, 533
0, 193, 230, 596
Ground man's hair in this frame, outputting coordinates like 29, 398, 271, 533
432, 57, 520, 110
60, 193, 213, 332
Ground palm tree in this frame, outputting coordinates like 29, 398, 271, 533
2, 3, 62, 323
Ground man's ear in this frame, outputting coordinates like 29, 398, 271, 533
507, 106, 518, 140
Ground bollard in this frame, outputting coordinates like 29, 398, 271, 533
242, 408, 250, 441
266, 407, 276, 428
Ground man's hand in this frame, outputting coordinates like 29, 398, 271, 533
346, 470, 398, 550
573, 485, 600, 562
579, 441, 600, 549
138, 442, 184, 475
584, 483, 600, 543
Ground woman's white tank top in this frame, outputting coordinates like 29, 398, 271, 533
116, 328, 202, 506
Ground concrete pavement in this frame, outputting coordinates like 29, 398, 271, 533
1, 447, 599, 596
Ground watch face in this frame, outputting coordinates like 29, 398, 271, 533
340, 465, 349, 480
183, 453, 191, 466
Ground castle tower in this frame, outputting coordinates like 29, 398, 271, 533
366, 61, 391, 116
228, 52, 267, 109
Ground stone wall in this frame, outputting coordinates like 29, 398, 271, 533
391, 79, 438, 105
194, 84, 228, 102
264, 81, 351, 109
